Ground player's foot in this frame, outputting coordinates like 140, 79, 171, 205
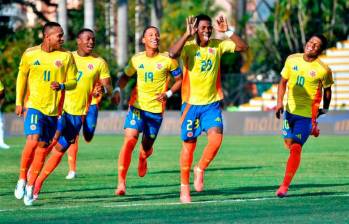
276, 185, 288, 198
194, 166, 204, 192
14, 179, 26, 199
115, 182, 126, 196
65, 171, 77, 180
138, 157, 148, 177
0, 142, 10, 149
311, 122, 320, 137
23, 185, 34, 206
180, 184, 191, 203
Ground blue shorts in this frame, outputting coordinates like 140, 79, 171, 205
180, 102, 223, 141
282, 111, 312, 145
83, 104, 98, 137
24, 108, 57, 144
57, 112, 83, 150
124, 106, 163, 139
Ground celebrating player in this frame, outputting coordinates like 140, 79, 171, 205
168, 14, 248, 203
275, 34, 333, 197
32, 28, 116, 201
0, 80, 10, 149
113, 26, 182, 196
14, 22, 77, 206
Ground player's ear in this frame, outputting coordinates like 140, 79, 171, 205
142, 37, 145, 44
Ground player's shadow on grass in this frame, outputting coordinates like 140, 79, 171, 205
199, 182, 349, 197
151, 166, 263, 175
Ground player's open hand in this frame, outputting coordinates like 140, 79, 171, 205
275, 104, 284, 119
214, 14, 229, 32
15, 105, 24, 117
50, 81, 60, 91
155, 93, 167, 103
185, 16, 198, 37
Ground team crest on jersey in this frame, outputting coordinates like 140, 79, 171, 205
187, 132, 193, 137
282, 130, 287, 136
309, 70, 316, 77
208, 48, 215, 54
88, 64, 94, 70
55, 60, 63, 67
34, 60, 40, 65
293, 65, 298, 71
139, 64, 144, 69
30, 124, 37, 131
215, 117, 221, 122
157, 63, 163, 69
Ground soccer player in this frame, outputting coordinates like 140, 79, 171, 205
0, 80, 10, 149
33, 28, 116, 200
14, 22, 77, 206
168, 14, 248, 203
113, 26, 182, 196
275, 34, 333, 197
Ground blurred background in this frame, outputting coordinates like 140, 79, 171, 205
0, 0, 348, 114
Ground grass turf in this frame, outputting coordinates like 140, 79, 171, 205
0, 135, 348, 223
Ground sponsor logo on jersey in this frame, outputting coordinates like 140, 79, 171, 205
139, 64, 144, 69
293, 65, 298, 71
215, 117, 221, 122
55, 60, 63, 67
296, 134, 302, 139
195, 51, 201, 57
34, 60, 40, 65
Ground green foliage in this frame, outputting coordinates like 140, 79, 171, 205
249, 0, 349, 75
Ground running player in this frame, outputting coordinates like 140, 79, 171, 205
113, 26, 182, 196
32, 28, 116, 201
14, 22, 77, 206
275, 34, 333, 197
168, 14, 248, 203
0, 80, 10, 149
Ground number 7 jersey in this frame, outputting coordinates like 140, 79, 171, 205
281, 53, 334, 118
124, 52, 181, 113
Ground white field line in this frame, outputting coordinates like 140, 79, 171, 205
0, 193, 348, 212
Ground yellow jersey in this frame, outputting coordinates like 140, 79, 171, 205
0, 80, 3, 91
124, 52, 181, 113
63, 52, 110, 115
281, 53, 333, 118
16, 45, 77, 116
181, 39, 236, 105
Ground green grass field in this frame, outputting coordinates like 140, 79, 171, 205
0, 135, 348, 223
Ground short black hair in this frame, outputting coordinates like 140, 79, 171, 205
77, 28, 95, 38
142, 26, 159, 37
195, 14, 212, 27
42, 22, 61, 36
310, 34, 328, 51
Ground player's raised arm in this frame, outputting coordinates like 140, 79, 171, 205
214, 15, 248, 52
168, 16, 197, 58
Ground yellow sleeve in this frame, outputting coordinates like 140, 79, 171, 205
16, 53, 30, 106
64, 53, 77, 90
99, 59, 111, 79
124, 57, 136, 77
281, 58, 291, 80
322, 69, 334, 88
180, 43, 189, 62
0, 81, 4, 91
218, 39, 236, 54
169, 58, 181, 77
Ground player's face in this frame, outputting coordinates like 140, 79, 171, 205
197, 20, 212, 44
142, 28, 160, 50
304, 36, 323, 57
77, 31, 95, 55
46, 26, 64, 50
